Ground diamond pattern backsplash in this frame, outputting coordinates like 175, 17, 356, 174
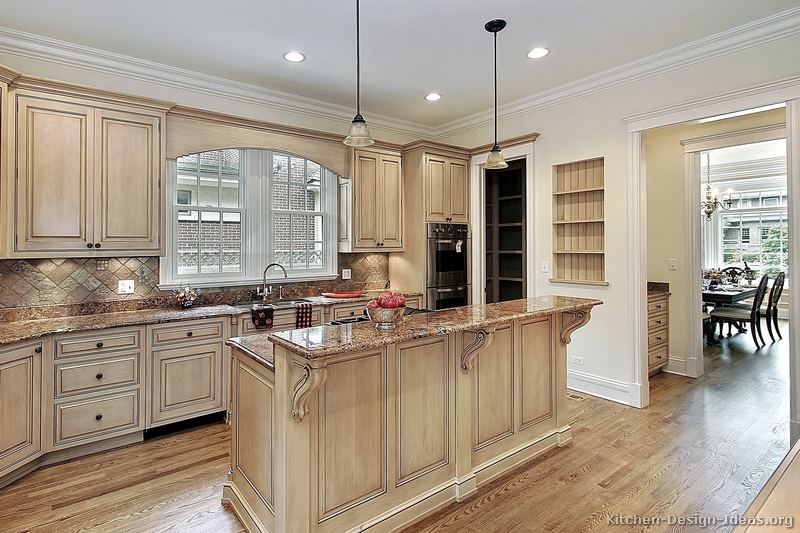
0, 253, 389, 311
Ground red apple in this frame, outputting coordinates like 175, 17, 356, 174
366, 299, 379, 309
395, 294, 406, 307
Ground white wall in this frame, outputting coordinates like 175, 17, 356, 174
438, 34, 800, 403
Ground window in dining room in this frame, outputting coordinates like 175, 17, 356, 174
702, 138, 788, 278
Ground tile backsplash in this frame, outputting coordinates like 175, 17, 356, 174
0, 253, 389, 315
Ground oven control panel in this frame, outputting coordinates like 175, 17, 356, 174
427, 223, 470, 238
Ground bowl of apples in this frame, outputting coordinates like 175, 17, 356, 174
366, 292, 407, 331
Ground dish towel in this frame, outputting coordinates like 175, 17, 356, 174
296, 303, 314, 329
251, 305, 274, 330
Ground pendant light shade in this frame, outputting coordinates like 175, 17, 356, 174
483, 19, 508, 170
344, 0, 374, 147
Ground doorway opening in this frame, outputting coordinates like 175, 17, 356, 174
484, 159, 527, 303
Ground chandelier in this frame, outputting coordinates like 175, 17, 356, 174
701, 152, 732, 221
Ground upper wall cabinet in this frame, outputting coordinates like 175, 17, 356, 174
425, 154, 469, 224
351, 148, 403, 251
2, 85, 170, 258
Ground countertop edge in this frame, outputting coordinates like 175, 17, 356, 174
226, 338, 275, 372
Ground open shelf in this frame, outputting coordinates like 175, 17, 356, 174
552, 157, 606, 285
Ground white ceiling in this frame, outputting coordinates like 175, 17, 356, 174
1, 0, 798, 126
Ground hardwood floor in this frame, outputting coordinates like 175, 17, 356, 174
1, 331, 789, 532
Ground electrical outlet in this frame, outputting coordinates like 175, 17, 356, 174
572, 355, 584, 365
541, 261, 550, 273
342, 268, 352, 280
668, 258, 678, 271
117, 280, 135, 295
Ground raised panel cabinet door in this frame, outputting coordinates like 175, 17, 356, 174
94, 110, 161, 252
447, 159, 469, 223
148, 342, 224, 427
15, 96, 93, 252
352, 150, 381, 250
0, 343, 42, 476
425, 155, 448, 222
379, 153, 403, 249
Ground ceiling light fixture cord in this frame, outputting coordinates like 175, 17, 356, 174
356, 0, 360, 116
493, 28, 498, 148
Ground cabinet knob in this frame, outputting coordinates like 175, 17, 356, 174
34, 346, 42, 354
94, 243, 101, 249
96, 372, 104, 380
349, 311, 355, 316
187, 331, 193, 337
95, 414, 103, 421
86, 243, 94, 249
96, 342, 104, 348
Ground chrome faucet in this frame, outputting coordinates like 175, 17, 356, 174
262, 263, 288, 301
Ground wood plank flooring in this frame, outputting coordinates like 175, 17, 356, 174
0, 331, 789, 532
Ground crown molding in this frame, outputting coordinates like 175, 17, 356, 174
0, 26, 435, 139
0, 6, 798, 142
434, 6, 800, 139
0, 64, 19, 84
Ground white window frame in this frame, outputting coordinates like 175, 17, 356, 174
160, 150, 339, 289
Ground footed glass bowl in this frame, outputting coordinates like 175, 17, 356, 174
366, 306, 405, 331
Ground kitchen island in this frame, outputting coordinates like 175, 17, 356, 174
223, 295, 601, 532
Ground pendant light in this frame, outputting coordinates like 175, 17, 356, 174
700, 151, 732, 220
484, 19, 508, 170
343, 0, 374, 147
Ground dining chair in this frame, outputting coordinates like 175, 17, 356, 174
710, 274, 770, 348
765, 272, 785, 342
721, 266, 745, 284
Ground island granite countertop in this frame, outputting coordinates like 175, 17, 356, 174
228, 295, 602, 363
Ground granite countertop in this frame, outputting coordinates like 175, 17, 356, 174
248, 295, 602, 361
227, 335, 275, 371
0, 291, 423, 347
647, 282, 670, 296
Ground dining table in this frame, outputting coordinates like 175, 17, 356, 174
702, 285, 758, 306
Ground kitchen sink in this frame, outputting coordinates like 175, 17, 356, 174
232, 298, 313, 309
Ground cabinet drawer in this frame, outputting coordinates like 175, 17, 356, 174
55, 353, 139, 398
647, 313, 668, 330
56, 330, 140, 359
648, 344, 668, 367
332, 302, 368, 320
150, 319, 225, 347
405, 297, 421, 309
647, 299, 668, 314
54, 390, 141, 447
648, 328, 668, 348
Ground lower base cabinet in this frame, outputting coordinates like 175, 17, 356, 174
147, 342, 225, 427
0, 342, 42, 478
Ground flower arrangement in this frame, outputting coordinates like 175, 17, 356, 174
173, 285, 202, 308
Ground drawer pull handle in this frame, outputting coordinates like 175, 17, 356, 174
349, 311, 355, 316
656, 320, 663, 325
34, 346, 42, 354
96, 373, 104, 380
96, 342, 104, 349
656, 336, 663, 341
95, 414, 103, 421
187, 331, 193, 337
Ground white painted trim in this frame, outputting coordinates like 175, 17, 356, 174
627, 77, 800, 133
2, 6, 799, 141
568, 370, 638, 406
627, 132, 648, 408
786, 99, 800, 444
681, 123, 787, 152
664, 356, 688, 376
682, 152, 704, 378
439, 7, 800, 138
469, 143, 536, 304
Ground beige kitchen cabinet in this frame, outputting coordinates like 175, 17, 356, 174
352, 148, 404, 251
146, 319, 227, 427
3, 87, 169, 258
425, 154, 469, 224
0, 341, 42, 479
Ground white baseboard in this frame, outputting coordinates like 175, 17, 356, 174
664, 356, 688, 375
567, 369, 640, 407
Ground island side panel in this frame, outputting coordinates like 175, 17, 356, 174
223, 349, 276, 533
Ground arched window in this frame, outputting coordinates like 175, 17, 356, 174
161, 149, 338, 287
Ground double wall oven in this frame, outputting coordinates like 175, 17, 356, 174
427, 223, 471, 310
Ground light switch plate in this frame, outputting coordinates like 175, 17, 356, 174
117, 280, 135, 294
668, 259, 678, 271
541, 261, 550, 273
342, 268, 352, 280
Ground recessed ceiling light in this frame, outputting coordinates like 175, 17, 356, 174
425, 93, 442, 102
283, 51, 306, 63
527, 47, 550, 59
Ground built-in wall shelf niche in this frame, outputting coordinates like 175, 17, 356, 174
551, 157, 608, 286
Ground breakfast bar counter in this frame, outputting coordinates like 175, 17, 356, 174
223, 295, 602, 532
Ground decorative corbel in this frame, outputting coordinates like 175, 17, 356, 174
560, 309, 592, 345
291, 364, 327, 422
461, 327, 496, 373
